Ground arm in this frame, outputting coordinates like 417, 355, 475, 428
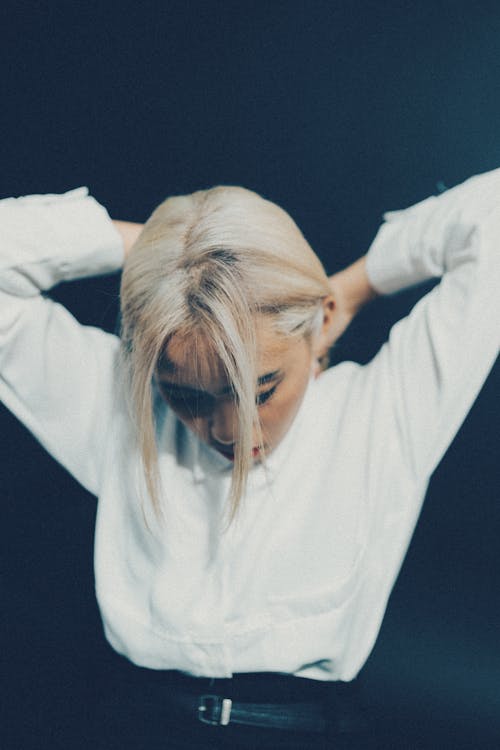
0, 187, 125, 495
360, 169, 500, 480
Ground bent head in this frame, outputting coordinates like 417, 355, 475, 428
155, 313, 323, 460
120, 185, 335, 523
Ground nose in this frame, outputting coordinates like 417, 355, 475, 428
209, 399, 238, 446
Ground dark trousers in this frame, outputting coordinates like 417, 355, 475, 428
92, 652, 380, 749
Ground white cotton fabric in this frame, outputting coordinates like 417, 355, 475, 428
1, 172, 499, 682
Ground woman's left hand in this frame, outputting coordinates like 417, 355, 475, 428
326, 255, 379, 344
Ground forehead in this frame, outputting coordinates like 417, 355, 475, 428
158, 318, 305, 387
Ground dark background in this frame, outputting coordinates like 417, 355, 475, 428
1, 1, 499, 748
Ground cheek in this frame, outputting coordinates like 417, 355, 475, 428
260, 387, 307, 442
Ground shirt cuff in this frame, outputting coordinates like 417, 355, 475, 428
46, 187, 125, 283
0, 187, 125, 296
365, 197, 440, 296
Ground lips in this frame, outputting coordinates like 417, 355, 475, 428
212, 443, 261, 461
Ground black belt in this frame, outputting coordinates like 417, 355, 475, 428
101, 654, 366, 736
171, 690, 341, 733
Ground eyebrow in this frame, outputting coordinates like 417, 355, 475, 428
157, 369, 282, 395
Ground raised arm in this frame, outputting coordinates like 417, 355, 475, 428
0, 187, 125, 495
359, 169, 500, 481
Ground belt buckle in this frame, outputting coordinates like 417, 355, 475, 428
198, 694, 233, 726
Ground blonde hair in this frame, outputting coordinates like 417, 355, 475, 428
119, 186, 332, 526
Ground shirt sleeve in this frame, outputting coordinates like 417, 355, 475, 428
0, 187, 125, 496
365, 168, 500, 481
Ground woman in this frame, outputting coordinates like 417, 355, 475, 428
1, 171, 498, 749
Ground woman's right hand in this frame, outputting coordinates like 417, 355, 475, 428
112, 220, 144, 260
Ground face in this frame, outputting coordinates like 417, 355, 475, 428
154, 316, 318, 462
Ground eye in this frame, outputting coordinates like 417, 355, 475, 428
158, 385, 214, 418
256, 385, 277, 406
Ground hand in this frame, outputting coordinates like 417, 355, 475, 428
112, 220, 144, 260
326, 274, 357, 345
327, 256, 379, 343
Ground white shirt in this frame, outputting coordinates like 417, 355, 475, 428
1, 171, 498, 682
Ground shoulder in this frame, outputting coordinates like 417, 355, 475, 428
307, 360, 365, 415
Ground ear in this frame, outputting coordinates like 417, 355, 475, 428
313, 295, 336, 359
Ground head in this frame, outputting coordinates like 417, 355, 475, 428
120, 185, 335, 525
